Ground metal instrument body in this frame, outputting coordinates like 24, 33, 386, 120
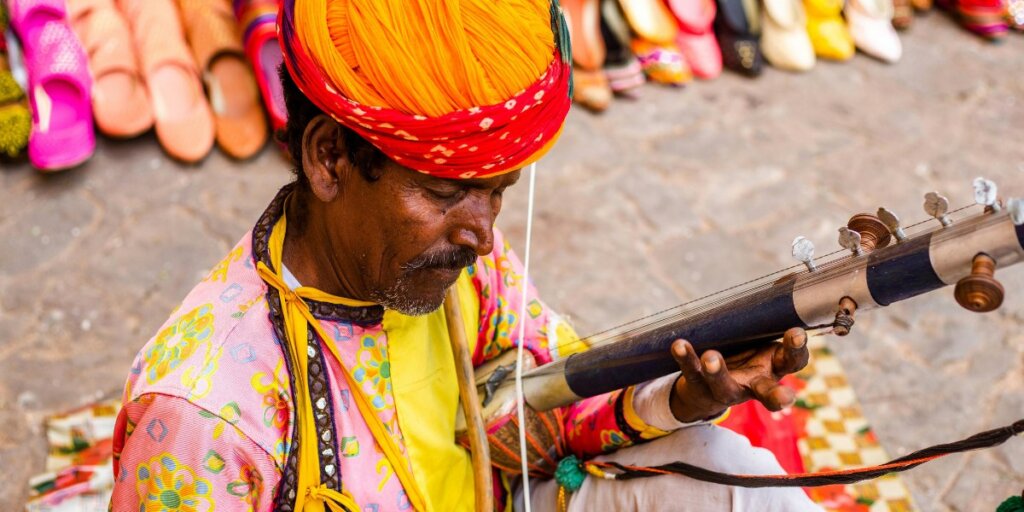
526, 209, 1024, 411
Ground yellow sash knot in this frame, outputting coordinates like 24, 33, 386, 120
254, 214, 428, 512
306, 484, 360, 512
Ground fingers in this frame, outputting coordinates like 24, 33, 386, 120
700, 350, 745, 404
671, 340, 703, 383
749, 375, 796, 411
773, 327, 810, 376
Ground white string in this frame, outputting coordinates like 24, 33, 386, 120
515, 162, 538, 510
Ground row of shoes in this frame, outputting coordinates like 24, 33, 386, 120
0, 0, 286, 172
946, 0, 1024, 38
568, 0, 1024, 112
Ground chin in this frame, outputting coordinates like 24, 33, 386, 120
390, 300, 444, 317
371, 271, 456, 316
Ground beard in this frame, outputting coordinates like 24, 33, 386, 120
369, 246, 478, 316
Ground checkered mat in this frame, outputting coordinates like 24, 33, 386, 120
722, 337, 917, 512
795, 338, 916, 512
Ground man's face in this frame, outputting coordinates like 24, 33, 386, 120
332, 164, 520, 315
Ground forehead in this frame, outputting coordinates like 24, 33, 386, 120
403, 168, 523, 189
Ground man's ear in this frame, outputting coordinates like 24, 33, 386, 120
300, 115, 353, 203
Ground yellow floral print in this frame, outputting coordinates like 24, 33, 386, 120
352, 335, 392, 410
136, 453, 214, 512
204, 246, 244, 283
251, 360, 291, 429
182, 344, 223, 400
144, 304, 215, 385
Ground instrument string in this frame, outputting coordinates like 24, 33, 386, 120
529, 203, 988, 366
514, 162, 539, 509
575, 202, 980, 349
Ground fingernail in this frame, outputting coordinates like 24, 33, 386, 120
793, 331, 807, 348
706, 356, 721, 374
673, 341, 686, 357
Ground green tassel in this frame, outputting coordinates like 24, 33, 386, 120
548, 0, 573, 98
997, 496, 1024, 512
554, 456, 586, 493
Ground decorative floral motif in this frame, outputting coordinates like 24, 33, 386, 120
144, 304, 215, 385
599, 429, 627, 452
226, 463, 264, 511
352, 335, 392, 410
251, 361, 290, 430
203, 450, 226, 474
136, 453, 214, 512
198, 403, 242, 441
231, 295, 263, 320
182, 344, 223, 400
205, 246, 244, 283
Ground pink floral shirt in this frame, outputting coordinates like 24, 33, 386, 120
110, 194, 673, 512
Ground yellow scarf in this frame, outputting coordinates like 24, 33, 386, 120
256, 214, 480, 511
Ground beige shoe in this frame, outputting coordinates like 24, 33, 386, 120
760, 0, 815, 71
845, 0, 902, 63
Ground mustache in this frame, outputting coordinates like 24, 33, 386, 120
401, 246, 478, 272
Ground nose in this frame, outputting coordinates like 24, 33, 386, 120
449, 193, 495, 256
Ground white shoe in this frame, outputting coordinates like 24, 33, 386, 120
845, 0, 902, 63
760, 0, 816, 71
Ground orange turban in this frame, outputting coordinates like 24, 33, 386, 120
280, 0, 573, 178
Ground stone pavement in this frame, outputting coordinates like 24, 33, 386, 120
1, 15, 1022, 511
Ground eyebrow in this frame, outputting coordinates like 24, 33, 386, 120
431, 172, 520, 189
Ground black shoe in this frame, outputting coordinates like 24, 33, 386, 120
714, 0, 765, 76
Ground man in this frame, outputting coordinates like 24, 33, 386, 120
110, 1, 823, 510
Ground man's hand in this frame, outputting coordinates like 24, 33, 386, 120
668, 327, 810, 424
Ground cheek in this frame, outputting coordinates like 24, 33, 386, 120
382, 192, 450, 263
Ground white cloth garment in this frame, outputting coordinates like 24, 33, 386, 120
522, 423, 824, 512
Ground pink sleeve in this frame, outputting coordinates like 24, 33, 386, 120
470, 228, 674, 460
111, 393, 280, 511
469, 228, 550, 366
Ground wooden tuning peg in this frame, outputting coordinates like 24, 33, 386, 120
833, 297, 857, 336
845, 213, 892, 254
954, 253, 1004, 313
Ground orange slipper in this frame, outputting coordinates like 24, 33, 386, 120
177, 0, 267, 160
572, 68, 612, 112
119, 0, 214, 164
68, 0, 152, 138
617, 0, 680, 44
564, 0, 606, 72
564, 0, 611, 112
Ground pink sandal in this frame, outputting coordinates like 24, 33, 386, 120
667, 0, 723, 79
9, 0, 95, 171
234, 0, 286, 133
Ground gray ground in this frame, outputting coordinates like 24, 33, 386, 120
1, 15, 1022, 511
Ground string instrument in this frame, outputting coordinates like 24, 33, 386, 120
456, 178, 1024, 478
